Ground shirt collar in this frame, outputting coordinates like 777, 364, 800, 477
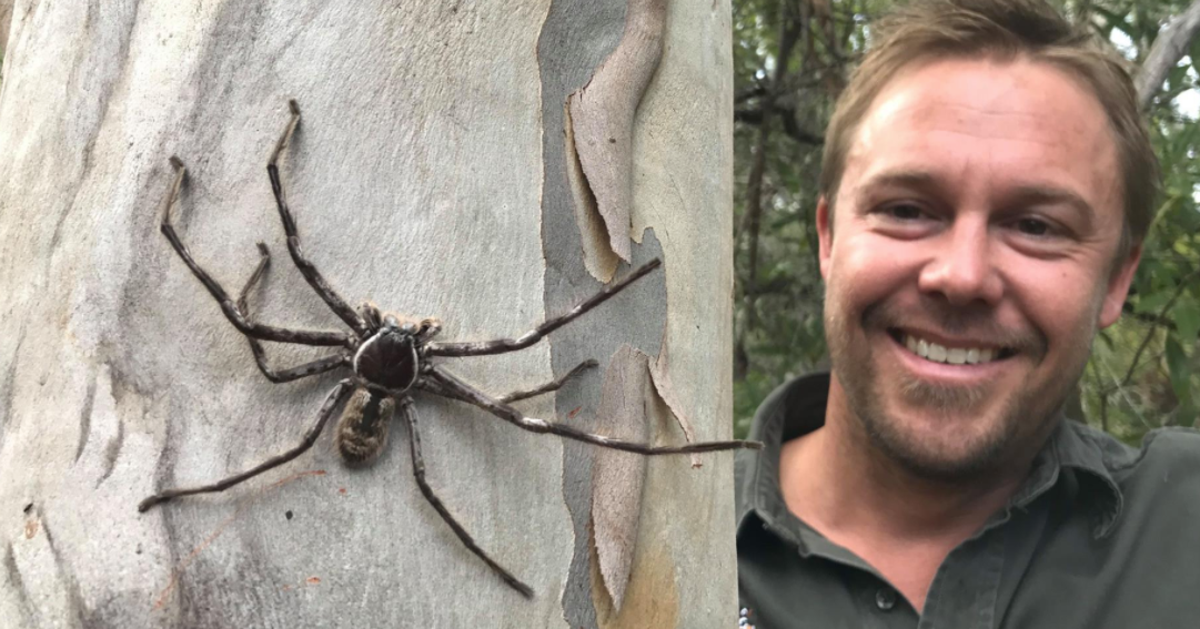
1017, 416, 1130, 538
735, 372, 1128, 547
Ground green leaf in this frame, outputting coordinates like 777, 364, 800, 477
1165, 338, 1193, 406
1174, 297, 1200, 344
1135, 290, 1173, 314
1175, 398, 1198, 428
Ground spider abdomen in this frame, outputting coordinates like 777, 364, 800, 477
335, 388, 395, 466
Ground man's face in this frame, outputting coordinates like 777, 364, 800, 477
818, 57, 1140, 480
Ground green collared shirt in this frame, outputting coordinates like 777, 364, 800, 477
736, 372, 1200, 628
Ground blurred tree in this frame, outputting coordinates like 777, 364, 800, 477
732, 0, 1200, 442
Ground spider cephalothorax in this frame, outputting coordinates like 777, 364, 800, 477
351, 309, 434, 393
139, 99, 762, 599
337, 310, 437, 464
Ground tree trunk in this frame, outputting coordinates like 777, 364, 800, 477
0, 1, 736, 627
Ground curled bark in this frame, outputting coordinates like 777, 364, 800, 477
566, 0, 669, 265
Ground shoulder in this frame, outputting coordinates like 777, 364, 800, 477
1125, 427, 1200, 478
1063, 421, 1200, 478
1060, 424, 1200, 540
1098, 426, 1200, 518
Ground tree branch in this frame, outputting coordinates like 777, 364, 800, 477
1105, 267, 1200, 395
1135, 0, 1200, 109
734, 105, 825, 144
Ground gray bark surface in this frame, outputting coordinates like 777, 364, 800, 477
0, 1, 736, 627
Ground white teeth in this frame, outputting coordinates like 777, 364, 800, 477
901, 334, 1002, 365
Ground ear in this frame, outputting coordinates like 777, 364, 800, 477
1098, 244, 1141, 329
816, 196, 834, 280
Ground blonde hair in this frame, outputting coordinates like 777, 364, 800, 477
819, 0, 1159, 258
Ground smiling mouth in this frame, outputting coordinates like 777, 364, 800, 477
887, 329, 1016, 365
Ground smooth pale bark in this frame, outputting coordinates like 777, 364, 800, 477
0, 1, 735, 627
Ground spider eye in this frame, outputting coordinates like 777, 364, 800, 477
383, 315, 400, 328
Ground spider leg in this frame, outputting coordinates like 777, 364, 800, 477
398, 399, 534, 598
159, 157, 352, 347
137, 379, 355, 512
426, 259, 661, 357
424, 366, 763, 455
496, 359, 597, 403
267, 100, 369, 338
237, 242, 351, 383
414, 360, 594, 403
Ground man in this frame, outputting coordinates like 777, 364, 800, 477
735, 0, 1200, 627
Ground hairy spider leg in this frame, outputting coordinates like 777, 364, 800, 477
236, 242, 352, 383
414, 359, 596, 404
424, 366, 765, 455
496, 359, 598, 403
267, 99, 369, 338
138, 379, 356, 513
399, 400, 535, 598
425, 259, 663, 357
159, 157, 351, 347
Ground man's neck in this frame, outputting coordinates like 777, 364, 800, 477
777, 389, 1034, 612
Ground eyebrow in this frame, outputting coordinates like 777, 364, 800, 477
858, 169, 1097, 222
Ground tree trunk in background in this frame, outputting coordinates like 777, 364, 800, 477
0, 1, 736, 627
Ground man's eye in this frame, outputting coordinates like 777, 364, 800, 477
886, 204, 923, 220
1016, 218, 1050, 236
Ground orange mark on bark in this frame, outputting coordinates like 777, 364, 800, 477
568, 406, 583, 419
152, 469, 327, 611
24, 519, 38, 539
589, 522, 680, 628
282, 575, 322, 592
338, 487, 347, 495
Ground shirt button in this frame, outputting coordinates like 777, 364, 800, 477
875, 588, 897, 611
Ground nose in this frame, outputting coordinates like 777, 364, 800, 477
917, 219, 1003, 306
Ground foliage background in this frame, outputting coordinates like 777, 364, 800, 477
731, 0, 1200, 442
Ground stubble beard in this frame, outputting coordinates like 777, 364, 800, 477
824, 293, 1082, 483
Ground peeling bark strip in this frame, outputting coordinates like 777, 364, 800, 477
566, 0, 668, 265
648, 338, 701, 468
589, 341, 700, 612
590, 344, 650, 613
564, 102, 621, 282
